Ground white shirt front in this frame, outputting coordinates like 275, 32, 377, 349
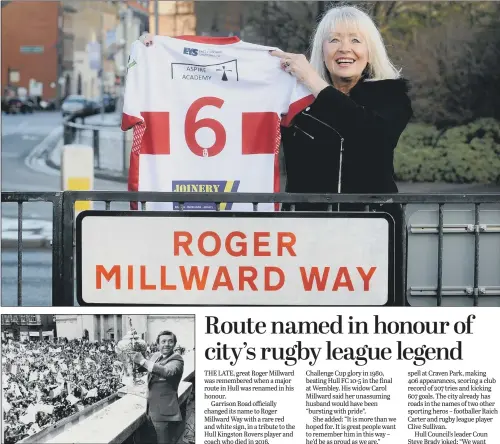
121, 35, 314, 211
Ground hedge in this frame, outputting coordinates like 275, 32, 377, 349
394, 118, 500, 184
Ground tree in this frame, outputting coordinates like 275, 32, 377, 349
244, 1, 499, 126
392, 3, 499, 127
245, 1, 323, 54
462, 9, 500, 123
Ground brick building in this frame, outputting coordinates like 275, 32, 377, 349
1, 1, 75, 102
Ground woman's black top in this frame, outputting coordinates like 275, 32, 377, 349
281, 78, 413, 195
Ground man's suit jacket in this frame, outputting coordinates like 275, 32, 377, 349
143, 351, 184, 422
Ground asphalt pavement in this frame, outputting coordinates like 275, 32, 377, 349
1, 111, 127, 306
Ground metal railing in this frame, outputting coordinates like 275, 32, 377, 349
2, 192, 64, 305
2, 191, 500, 306
62, 115, 128, 181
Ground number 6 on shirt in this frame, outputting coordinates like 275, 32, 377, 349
185, 96, 226, 157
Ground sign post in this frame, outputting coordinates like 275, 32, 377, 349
61, 144, 94, 214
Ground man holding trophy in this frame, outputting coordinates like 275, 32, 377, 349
115, 320, 184, 443
133, 330, 184, 444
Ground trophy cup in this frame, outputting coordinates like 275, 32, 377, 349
115, 317, 147, 387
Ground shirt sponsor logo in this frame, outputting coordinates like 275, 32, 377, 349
171, 60, 239, 82
172, 180, 240, 210
183, 47, 198, 56
183, 47, 222, 58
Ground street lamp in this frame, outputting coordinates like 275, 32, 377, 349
155, 0, 159, 34
99, 3, 105, 120
118, 6, 129, 175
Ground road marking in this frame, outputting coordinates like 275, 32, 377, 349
2, 152, 22, 158
24, 125, 63, 174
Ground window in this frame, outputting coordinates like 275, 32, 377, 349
63, 13, 73, 33
9, 70, 20, 83
74, 37, 87, 52
177, 1, 194, 14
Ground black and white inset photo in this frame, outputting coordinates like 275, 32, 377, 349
1, 314, 195, 444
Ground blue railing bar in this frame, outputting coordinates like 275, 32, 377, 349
63, 191, 500, 204
61, 192, 75, 305
17, 202, 23, 306
52, 194, 65, 304
2, 192, 62, 203
3, 191, 500, 205
473, 203, 481, 306
401, 203, 408, 306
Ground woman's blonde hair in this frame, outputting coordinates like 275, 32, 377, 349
309, 5, 401, 82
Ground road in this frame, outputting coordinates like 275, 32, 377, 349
1, 111, 127, 306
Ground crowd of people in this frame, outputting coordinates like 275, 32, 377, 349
1, 337, 158, 444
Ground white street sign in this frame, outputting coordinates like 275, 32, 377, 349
77, 213, 394, 305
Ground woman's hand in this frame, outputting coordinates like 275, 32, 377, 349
269, 50, 329, 97
139, 32, 154, 47
269, 50, 313, 82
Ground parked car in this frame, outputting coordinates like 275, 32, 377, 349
2, 97, 34, 114
61, 95, 94, 117
89, 99, 102, 114
24, 98, 38, 110
102, 94, 116, 112
39, 99, 57, 111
